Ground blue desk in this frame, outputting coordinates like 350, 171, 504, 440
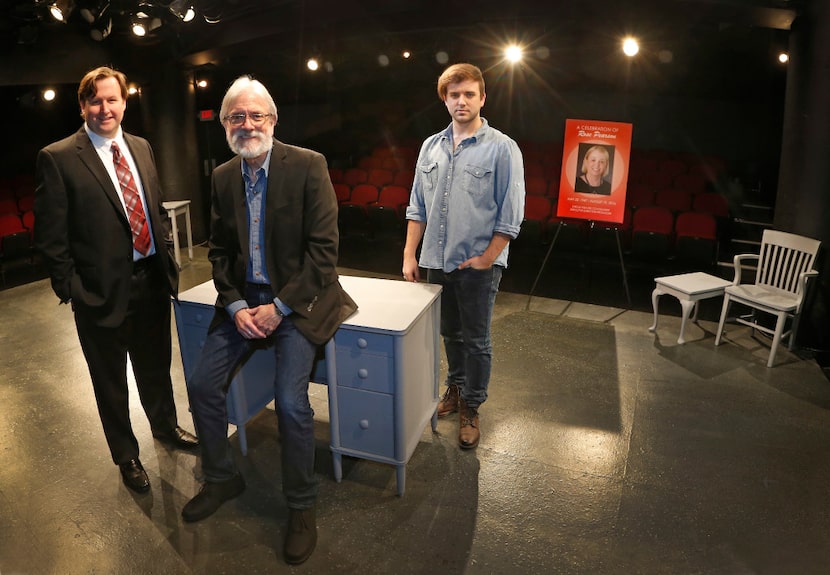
174, 276, 441, 495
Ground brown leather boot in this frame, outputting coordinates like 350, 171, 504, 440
437, 384, 460, 417
284, 507, 317, 565
458, 400, 480, 449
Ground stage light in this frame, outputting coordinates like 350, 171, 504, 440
402, 50, 411, 59
202, 0, 222, 24
90, 17, 111, 41
49, 0, 75, 22
132, 9, 161, 37
505, 44, 523, 63
435, 51, 449, 64
42, 89, 56, 102
128, 85, 139, 96
778, 52, 789, 63
378, 54, 390, 67
132, 19, 146, 36
622, 37, 639, 57
79, 0, 108, 24
169, 0, 195, 22
306, 58, 319, 71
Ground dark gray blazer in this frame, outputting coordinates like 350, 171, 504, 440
207, 138, 356, 345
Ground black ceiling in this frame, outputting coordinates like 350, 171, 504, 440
0, 0, 803, 98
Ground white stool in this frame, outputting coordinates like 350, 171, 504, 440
162, 200, 193, 268
649, 272, 732, 344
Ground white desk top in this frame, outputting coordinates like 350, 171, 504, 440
178, 275, 441, 335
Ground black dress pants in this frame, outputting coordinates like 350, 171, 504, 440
73, 258, 178, 465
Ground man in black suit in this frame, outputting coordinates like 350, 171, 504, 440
34, 66, 198, 494
181, 76, 356, 566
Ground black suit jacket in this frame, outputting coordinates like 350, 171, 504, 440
34, 127, 179, 327
208, 139, 356, 345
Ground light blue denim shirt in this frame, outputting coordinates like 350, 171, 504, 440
226, 148, 292, 319
406, 118, 525, 272
243, 152, 271, 286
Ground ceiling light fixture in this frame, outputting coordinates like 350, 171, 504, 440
131, 7, 162, 37
79, 0, 108, 24
90, 17, 111, 41
49, 0, 76, 22
504, 44, 523, 63
622, 37, 640, 57
201, 0, 223, 24
131, 17, 146, 36
168, 0, 195, 22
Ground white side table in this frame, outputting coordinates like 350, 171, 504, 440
162, 200, 193, 268
649, 272, 732, 344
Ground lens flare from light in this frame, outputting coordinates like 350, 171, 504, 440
622, 37, 639, 57
505, 44, 523, 63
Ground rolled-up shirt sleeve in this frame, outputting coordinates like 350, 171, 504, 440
493, 139, 525, 239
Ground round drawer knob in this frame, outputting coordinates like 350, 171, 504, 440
357, 338, 368, 349
358, 368, 369, 379
359, 419, 370, 429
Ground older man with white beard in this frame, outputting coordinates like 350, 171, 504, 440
181, 76, 356, 566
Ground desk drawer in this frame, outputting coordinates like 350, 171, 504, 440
336, 387, 394, 458
335, 330, 393, 357
177, 302, 214, 328
335, 350, 393, 394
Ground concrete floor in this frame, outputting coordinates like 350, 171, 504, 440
2, 241, 830, 574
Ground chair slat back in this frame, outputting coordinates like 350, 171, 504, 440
757, 230, 820, 294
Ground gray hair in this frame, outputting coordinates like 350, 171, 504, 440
219, 76, 278, 123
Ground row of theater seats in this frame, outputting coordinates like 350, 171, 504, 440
520, 142, 727, 201
329, 145, 419, 236
330, 166, 414, 192
520, 198, 728, 267
0, 175, 36, 283
329, 141, 731, 247
334, 183, 411, 237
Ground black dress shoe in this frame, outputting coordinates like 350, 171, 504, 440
152, 426, 199, 450
284, 507, 317, 565
181, 474, 246, 522
119, 459, 150, 493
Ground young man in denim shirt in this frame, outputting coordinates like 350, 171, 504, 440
402, 63, 525, 448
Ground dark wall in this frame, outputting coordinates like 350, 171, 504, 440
1, 9, 789, 243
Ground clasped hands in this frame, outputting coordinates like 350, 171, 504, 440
234, 304, 282, 339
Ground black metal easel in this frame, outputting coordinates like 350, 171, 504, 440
524, 219, 631, 310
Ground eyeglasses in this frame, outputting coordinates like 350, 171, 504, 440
223, 112, 273, 126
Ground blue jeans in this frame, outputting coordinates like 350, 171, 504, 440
427, 266, 503, 409
187, 284, 319, 509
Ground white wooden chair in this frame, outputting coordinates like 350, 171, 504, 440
715, 229, 821, 367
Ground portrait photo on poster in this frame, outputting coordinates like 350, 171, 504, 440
574, 143, 615, 196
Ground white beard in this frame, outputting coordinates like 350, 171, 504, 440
228, 129, 272, 159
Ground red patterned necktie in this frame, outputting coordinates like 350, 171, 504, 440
111, 141, 151, 256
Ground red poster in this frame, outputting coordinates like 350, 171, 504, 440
556, 119, 633, 224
